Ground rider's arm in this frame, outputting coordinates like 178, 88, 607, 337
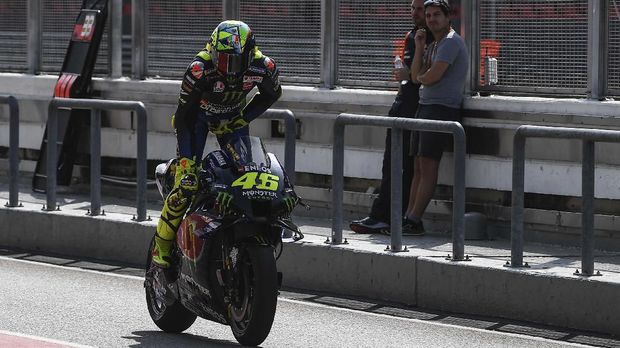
173, 59, 207, 158
240, 57, 282, 123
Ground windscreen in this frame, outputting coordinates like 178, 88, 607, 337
223, 136, 270, 169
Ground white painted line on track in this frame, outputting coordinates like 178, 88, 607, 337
0, 329, 94, 348
0, 255, 142, 280
0, 256, 591, 347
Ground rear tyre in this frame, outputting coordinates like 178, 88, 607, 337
144, 237, 197, 333
230, 245, 278, 346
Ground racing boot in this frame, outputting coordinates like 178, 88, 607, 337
153, 157, 198, 268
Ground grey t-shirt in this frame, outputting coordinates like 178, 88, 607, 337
419, 29, 469, 109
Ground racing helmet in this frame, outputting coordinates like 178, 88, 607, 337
208, 20, 256, 77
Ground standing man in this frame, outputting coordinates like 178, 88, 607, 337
350, 0, 432, 235
403, 0, 468, 235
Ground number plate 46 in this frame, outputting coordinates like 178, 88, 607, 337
231, 172, 279, 191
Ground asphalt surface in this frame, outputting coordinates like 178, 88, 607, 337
0, 254, 616, 348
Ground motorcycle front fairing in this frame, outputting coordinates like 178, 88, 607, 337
172, 136, 297, 322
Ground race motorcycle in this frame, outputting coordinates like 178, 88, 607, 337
145, 135, 304, 346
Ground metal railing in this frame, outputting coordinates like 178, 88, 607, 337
259, 109, 296, 186
331, 113, 467, 260
510, 125, 620, 276
1, 95, 20, 207
46, 98, 148, 221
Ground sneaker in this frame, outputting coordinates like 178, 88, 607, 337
402, 218, 425, 236
350, 217, 389, 234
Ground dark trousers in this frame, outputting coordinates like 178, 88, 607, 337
369, 128, 415, 223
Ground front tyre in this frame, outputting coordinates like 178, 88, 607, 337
144, 237, 197, 333
229, 245, 278, 346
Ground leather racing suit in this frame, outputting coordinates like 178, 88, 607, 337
153, 48, 282, 267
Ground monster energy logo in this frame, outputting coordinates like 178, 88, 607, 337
216, 191, 234, 216
283, 196, 297, 213
221, 91, 245, 103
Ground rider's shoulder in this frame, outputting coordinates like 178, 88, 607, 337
248, 49, 277, 76
187, 51, 217, 80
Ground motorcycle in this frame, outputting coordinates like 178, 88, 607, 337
145, 135, 304, 346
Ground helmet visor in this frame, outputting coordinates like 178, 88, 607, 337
216, 52, 246, 75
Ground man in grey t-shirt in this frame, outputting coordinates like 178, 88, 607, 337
402, 0, 469, 235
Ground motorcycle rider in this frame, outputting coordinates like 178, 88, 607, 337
152, 20, 282, 268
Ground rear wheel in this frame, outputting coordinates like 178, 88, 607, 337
229, 245, 278, 346
144, 237, 197, 332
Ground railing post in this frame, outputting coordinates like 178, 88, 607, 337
282, 110, 296, 186
89, 109, 102, 216
451, 123, 467, 261
581, 140, 596, 275
331, 117, 345, 244
259, 109, 297, 186
136, 103, 148, 221
510, 129, 526, 267
587, 0, 608, 100
131, 0, 147, 79
222, 0, 240, 20
46, 100, 58, 211
321, 0, 338, 89
27, 0, 41, 74
389, 126, 403, 252
1, 96, 20, 207
109, 0, 123, 78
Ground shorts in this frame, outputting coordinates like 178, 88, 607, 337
410, 104, 461, 161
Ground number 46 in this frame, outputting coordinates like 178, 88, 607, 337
232, 172, 279, 191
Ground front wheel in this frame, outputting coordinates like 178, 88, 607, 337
144, 237, 197, 333
229, 245, 278, 346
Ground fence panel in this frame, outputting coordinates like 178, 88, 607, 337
337, 0, 412, 88
479, 0, 589, 95
240, 0, 321, 84
0, 1, 28, 73
145, 0, 222, 79
609, 2, 620, 94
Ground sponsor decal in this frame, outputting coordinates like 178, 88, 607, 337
190, 61, 205, 79
248, 66, 266, 74
243, 75, 263, 83
264, 57, 275, 72
185, 75, 196, 85
213, 183, 228, 190
241, 189, 277, 200
243, 75, 263, 91
180, 273, 211, 298
177, 213, 215, 261
243, 164, 271, 173
72, 13, 96, 42
226, 144, 241, 161
212, 151, 228, 167
200, 100, 242, 114
213, 80, 225, 93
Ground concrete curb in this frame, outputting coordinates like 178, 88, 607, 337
416, 257, 620, 337
2, 204, 618, 337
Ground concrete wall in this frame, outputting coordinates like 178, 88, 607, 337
3, 73, 620, 244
